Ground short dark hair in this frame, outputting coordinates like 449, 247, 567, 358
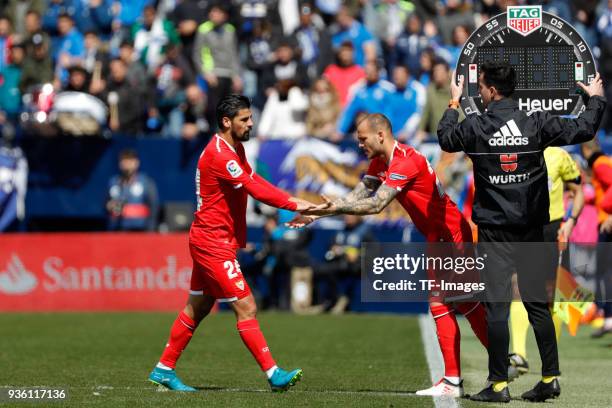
119, 148, 138, 160
25, 9, 41, 18
216, 94, 251, 129
209, 3, 230, 14
360, 113, 393, 133
480, 61, 516, 97
432, 58, 449, 72
110, 57, 125, 66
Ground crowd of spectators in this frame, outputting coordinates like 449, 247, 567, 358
2, 0, 612, 143
1, 1, 612, 312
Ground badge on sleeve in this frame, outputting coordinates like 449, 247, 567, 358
389, 173, 407, 181
226, 160, 243, 178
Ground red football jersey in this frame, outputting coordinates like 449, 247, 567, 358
366, 142, 466, 240
190, 134, 254, 249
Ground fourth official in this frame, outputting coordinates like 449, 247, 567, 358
437, 61, 606, 402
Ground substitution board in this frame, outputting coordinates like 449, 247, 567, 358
456, 5, 596, 117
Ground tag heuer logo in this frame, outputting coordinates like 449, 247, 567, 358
507, 6, 542, 36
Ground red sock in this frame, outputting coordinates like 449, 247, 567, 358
431, 304, 460, 377
455, 301, 489, 348
237, 318, 276, 371
159, 311, 197, 369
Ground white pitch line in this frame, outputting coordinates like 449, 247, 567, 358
418, 314, 460, 408
0, 385, 424, 398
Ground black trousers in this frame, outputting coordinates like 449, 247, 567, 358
596, 230, 612, 317
478, 225, 560, 381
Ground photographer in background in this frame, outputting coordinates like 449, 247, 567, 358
314, 215, 375, 313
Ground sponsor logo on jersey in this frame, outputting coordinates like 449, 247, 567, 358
507, 5, 542, 36
489, 173, 530, 184
389, 173, 407, 181
500, 153, 518, 172
488, 119, 529, 146
226, 160, 243, 178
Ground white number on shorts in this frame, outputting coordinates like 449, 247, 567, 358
224, 260, 242, 279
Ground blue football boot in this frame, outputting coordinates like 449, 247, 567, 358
148, 367, 197, 392
268, 367, 303, 392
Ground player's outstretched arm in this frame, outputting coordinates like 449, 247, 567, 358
286, 214, 320, 228
289, 197, 318, 212
332, 177, 381, 208
286, 177, 382, 228
304, 184, 398, 216
243, 174, 313, 211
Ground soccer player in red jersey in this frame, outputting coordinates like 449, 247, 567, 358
149, 94, 313, 392
292, 113, 489, 397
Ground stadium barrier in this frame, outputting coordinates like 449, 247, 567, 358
0, 233, 192, 311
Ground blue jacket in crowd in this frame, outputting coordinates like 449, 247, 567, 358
107, 173, 159, 231
337, 79, 395, 135
388, 78, 425, 137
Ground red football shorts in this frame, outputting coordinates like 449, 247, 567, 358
426, 220, 478, 303
189, 242, 251, 302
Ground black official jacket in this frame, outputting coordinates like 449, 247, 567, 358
437, 95, 606, 227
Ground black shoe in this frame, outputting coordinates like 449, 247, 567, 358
470, 384, 511, 403
508, 353, 529, 374
521, 379, 561, 402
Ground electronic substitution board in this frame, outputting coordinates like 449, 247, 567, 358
456, 5, 596, 117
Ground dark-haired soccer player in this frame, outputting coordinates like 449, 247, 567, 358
149, 94, 313, 392
438, 61, 605, 402
292, 113, 489, 398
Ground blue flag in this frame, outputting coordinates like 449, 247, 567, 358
0, 146, 27, 231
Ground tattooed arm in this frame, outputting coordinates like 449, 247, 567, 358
301, 183, 399, 217
333, 184, 398, 215
285, 177, 383, 227
333, 176, 381, 206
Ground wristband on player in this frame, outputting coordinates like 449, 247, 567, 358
569, 215, 578, 223
448, 99, 460, 109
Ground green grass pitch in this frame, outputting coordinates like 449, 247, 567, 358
0, 312, 610, 407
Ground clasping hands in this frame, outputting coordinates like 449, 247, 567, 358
286, 196, 338, 228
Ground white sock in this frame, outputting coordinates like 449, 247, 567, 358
265, 365, 278, 379
156, 362, 173, 371
605, 317, 612, 328
444, 376, 461, 386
